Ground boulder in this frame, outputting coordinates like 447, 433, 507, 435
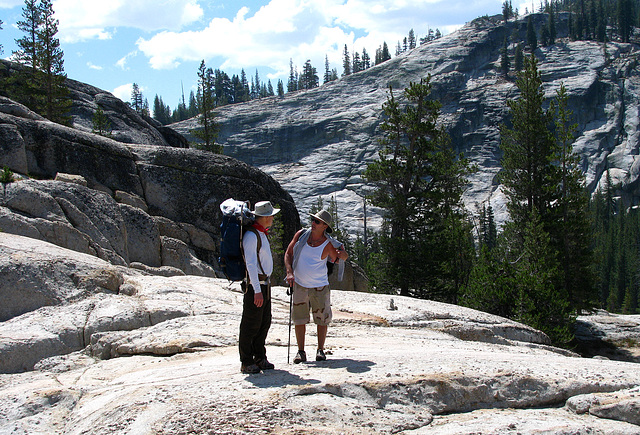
575, 310, 640, 363
0, 232, 126, 322
567, 387, 640, 426
54, 172, 87, 187
114, 190, 148, 212
118, 202, 162, 267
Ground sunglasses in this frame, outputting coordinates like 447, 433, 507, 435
311, 218, 324, 225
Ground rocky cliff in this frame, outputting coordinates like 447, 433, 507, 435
0, 94, 305, 287
172, 13, 640, 234
1, 233, 639, 434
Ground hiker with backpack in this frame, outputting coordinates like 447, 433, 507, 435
284, 209, 349, 364
238, 201, 280, 374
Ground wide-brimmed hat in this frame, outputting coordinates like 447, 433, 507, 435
252, 201, 280, 217
310, 209, 333, 233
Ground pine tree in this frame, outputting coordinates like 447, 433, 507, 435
352, 51, 361, 73
527, 16, 538, 51
153, 94, 171, 124
515, 43, 524, 71
364, 77, 474, 301
617, 0, 633, 42
92, 106, 112, 137
503, 0, 513, 21
287, 59, 297, 92
552, 83, 596, 313
239, 69, 250, 101
500, 36, 510, 76
130, 83, 144, 114
513, 213, 574, 346
342, 44, 351, 76
381, 42, 391, 62
500, 54, 555, 228
395, 41, 402, 56
362, 48, 371, 69
479, 203, 498, 250
277, 79, 284, 97
12, 0, 42, 113
14, 0, 40, 69
408, 29, 416, 49
191, 60, 221, 153
541, 22, 550, 46
32, 0, 70, 124
549, 5, 557, 44
300, 59, 318, 89
324, 55, 331, 84
188, 90, 198, 117
596, 0, 607, 42
495, 54, 581, 345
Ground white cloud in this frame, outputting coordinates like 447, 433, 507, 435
87, 61, 102, 70
53, 0, 204, 42
112, 83, 133, 102
112, 83, 145, 102
136, 0, 350, 72
116, 51, 138, 70
134, 0, 505, 77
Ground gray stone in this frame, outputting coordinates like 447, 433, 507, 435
129, 261, 186, 277
0, 233, 123, 323
180, 221, 216, 251
118, 283, 138, 296
118, 203, 161, 267
154, 215, 190, 243
114, 190, 148, 212
160, 236, 217, 277
54, 172, 87, 186
0, 121, 28, 174
567, 387, 640, 426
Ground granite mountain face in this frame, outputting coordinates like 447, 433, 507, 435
173, 13, 640, 234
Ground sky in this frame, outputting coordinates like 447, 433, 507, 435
1, 0, 518, 112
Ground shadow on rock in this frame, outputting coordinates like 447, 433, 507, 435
307, 358, 376, 373
244, 369, 321, 388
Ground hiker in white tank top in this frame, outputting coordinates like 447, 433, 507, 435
284, 209, 349, 364
294, 239, 331, 288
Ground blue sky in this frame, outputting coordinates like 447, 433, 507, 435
1, 0, 516, 112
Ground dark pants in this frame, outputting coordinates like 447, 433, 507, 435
239, 282, 272, 366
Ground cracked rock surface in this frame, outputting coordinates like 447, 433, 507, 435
1, 233, 639, 434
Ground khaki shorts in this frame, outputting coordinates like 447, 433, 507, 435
292, 283, 332, 326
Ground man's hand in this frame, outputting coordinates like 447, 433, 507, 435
285, 272, 295, 287
254, 292, 264, 307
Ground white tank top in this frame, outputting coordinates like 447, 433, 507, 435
294, 239, 330, 288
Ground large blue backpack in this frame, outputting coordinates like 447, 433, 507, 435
219, 199, 261, 281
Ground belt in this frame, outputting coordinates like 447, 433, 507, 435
244, 274, 270, 285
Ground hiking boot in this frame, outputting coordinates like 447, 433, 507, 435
255, 358, 274, 370
293, 350, 306, 364
241, 363, 261, 374
316, 349, 327, 361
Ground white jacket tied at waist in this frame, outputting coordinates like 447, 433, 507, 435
292, 229, 345, 282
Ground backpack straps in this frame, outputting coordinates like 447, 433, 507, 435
243, 226, 266, 279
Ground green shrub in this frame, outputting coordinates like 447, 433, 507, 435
1, 166, 15, 183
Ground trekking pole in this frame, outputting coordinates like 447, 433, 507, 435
287, 284, 293, 364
